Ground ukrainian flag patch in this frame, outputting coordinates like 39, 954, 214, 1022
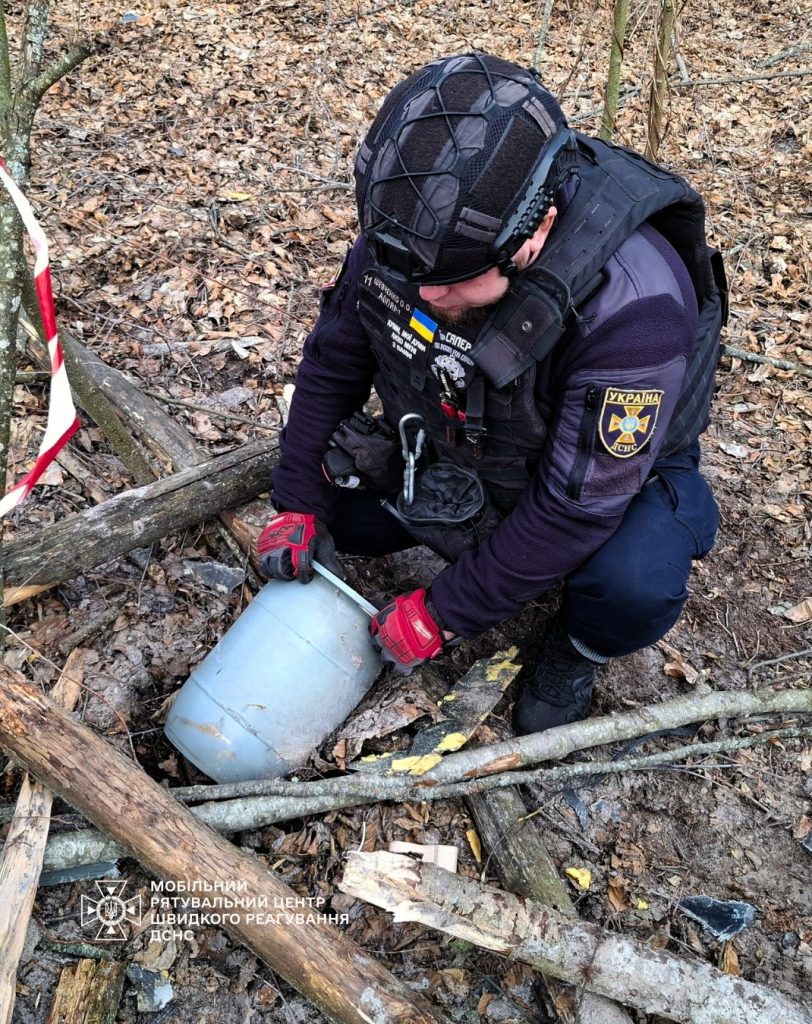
409, 308, 437, 343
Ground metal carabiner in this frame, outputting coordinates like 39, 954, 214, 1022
398, 413, 425, 506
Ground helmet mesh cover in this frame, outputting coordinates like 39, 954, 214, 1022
355, 54, 567, 281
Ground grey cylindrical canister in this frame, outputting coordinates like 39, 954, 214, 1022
164, 572, 382, 782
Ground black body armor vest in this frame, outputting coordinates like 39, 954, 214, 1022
357, 133, 728, 514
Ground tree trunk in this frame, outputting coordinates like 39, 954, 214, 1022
1, 437, 277, 604
0, 2, 119, 638
600, 0, 630, 140
0, 671, 449, 1024
646, 0, 676, 158
340, 851, 812, 1024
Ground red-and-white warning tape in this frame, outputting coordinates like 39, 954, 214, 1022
0, 158, 80, 517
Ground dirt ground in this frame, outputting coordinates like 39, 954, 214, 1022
1, 1, 810, 1022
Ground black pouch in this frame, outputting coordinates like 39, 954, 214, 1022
382, 461, 502, 562
322, 411, 403, 493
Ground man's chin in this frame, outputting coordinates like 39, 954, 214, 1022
424, 302, 495, 329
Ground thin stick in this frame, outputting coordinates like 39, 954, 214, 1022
760, 44, 812, 67
14, 370, 50, 383
533, 0, 556, 72
143, 389, 282, 431
672, 68, 812, 88
748, 648, 812, 681
268, 163, 353, 190
724, 345, 812, 379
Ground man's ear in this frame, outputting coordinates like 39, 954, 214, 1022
530, 206, 557, 253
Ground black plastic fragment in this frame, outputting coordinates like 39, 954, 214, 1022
677, 895, 757, 941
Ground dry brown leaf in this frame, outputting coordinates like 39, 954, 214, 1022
611, 838, 647, 875
607, 875, 631, 912
331, 737, 347, 769
439, 968, 471, 999
721, 942, 740, 976
659, 641, 700, 684
784, 598, 812, 624
476, 991, 493, 1015
794, 815, 811, 840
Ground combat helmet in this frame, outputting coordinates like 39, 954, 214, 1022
354, 53, 579, 285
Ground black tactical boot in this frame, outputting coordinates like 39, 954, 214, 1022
513, 615, 604, 735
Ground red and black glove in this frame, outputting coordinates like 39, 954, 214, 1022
369, 588, 454, 674
256, 512, 343, 584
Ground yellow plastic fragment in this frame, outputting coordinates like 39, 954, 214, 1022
389, 753, 443, 775
636, 899, 650, 910
483, 646, 521, 683
565, 867, 592, 890
466, 829, 482, 864
436, 732, 468, 753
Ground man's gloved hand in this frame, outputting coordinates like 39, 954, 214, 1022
369, 588, 454, 674
256, 512, 343, 584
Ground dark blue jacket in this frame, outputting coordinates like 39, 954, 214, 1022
272, 224, 698, 637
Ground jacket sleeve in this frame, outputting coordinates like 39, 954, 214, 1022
429, 291, 697, 638
271, 237, 378, 523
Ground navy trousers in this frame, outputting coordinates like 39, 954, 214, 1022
329, 445, 719, 659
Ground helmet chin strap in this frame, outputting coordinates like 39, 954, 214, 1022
494, 251, 522, 280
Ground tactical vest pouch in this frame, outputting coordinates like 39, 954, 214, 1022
472, 268, 569, 388
382, 461, 502, 562
322, 411, 403, 494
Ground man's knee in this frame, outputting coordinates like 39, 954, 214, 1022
565, 555, 690, 655
563, 475, 707, 656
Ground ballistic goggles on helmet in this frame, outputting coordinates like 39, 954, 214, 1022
359, 59, 579, 286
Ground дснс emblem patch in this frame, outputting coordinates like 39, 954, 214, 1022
598, 388, 663, 458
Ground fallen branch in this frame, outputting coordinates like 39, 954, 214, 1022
420, 685, 812, 784
0, 650, 86, 1024
35, 726, 811, 873
1, 438, 277, 604
143, 388, 281, 431
467, 788, 633, 1024
760, 44, 812, 66
43, 325, 271, 577
166, 725, 811, 806
339, 851, 812, 1024
0, 670, 449, 1024
671, 67, 812, 87
723, 344, 812, 379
